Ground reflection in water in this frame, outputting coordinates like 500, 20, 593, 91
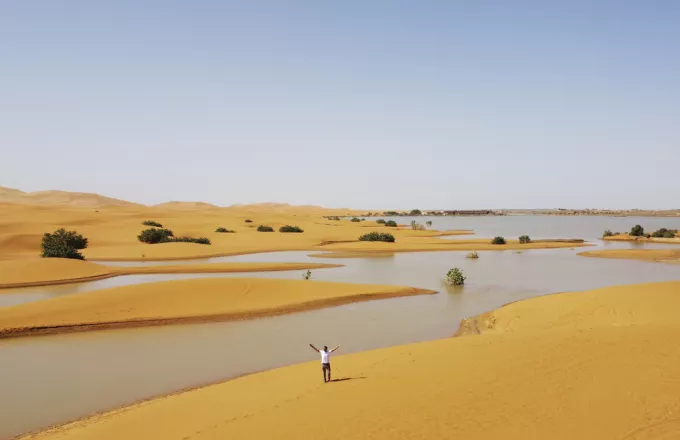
2, 217, 680, 437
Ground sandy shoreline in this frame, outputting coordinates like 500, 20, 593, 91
578, 248, 680, 264
20, 280, 680, 440
0, 278, 435, 339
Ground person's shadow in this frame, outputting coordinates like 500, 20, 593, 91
329, 376, 367, 383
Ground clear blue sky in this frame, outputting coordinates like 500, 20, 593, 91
1, 1, 678, 209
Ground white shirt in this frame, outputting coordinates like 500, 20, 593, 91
321, 350, 331, 364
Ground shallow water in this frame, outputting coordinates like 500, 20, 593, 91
2, 216, 680, 438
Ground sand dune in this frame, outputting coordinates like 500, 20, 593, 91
0, 186, 142, 207
0, 259, 341, 289
0, 278, 433, 338
21, 281, 680, 440
579, 248, 680, 264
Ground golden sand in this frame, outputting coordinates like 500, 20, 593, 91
579, 248, 680, 263
21, 281, 680, 440
603, 233, 680, 244
0, 201, 586, 264
0, 278, 434, 338
0, 259, 341, 289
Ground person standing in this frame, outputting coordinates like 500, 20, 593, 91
309, 344, 340, 383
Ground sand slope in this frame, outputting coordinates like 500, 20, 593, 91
0, 278, 434, 338
22, 281, 680, 439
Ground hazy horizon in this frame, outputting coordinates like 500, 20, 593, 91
2, 1, 678, 210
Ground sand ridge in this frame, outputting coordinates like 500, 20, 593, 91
0, 277, 435, 338
578, 248, 680, 264
20, 281, 680, 440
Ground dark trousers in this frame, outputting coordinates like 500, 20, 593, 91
322, 363, 331, 382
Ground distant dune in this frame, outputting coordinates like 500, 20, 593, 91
152, 201, 220, 210
0, 186, 142, 208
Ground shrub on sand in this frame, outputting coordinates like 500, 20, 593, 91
165, 236, 211, 245
602, 230, 615, 238
257, 225, 274, 232
351, 217, 361, 222
491, 236, 506, 245
142, 220, 163, 227
519, 235, 531, 244
245, 219, 253, 223
215, 227, 235, 233
41, 228, 88, 260
652, 228, 678, 238
359, 232, 395, 243
630, 224, 644, 237
138, 228, 174, 244
376, 219, 386, 224
384, 220, 398, 227
279, 225, 304, 233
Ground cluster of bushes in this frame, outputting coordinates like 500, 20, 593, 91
359, 232, 395, 243
215, 227, 235, 233
630, 224, 645, 237
602, 230, 617, 237
327, 216, 341, 221
41, 228, 88, 260
138, 228, 210, 245
376, 219, 386, 224
410, 209, 422, 216
652, 228, 678, 238
384, 220, 398, 227
280, 225, 304, 233
491, 236, 506, 245
351, 217, 361, 222
445, 268, 466, 286
142, 220, 163, 227
384, 211, 399, 216
519, 235, 531, 244
138, 228, 175, 244
257, 225, 274, 232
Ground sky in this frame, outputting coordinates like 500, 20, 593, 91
1, 1, 679, 209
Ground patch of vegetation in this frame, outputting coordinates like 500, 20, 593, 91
351, 217, 361, 222
327, 216, 341, 221
359, 232, 396, 243
426, 221, 432, 227
445, 268, 466, 286
651, 228, 678, 238
245, 219, 253, 223
215, 227, 235, 233
384, 220, 398, 227
279, 225, 304, 233
410, 209, 422, 216
411, 220, 426, 231
466, 251, 479, 259
519, 235, 531, 244
302, 270, 312, 280
384, 211, 399, 216
376, 219, 386, 224
142, 220, 163, 227
630, 224, 644, 237
138, 228, 174, 244
602, 229, 615, 238
491, 236, 506, 245
257, 225, 274, 232
165, 236, 211, 245
41, 228, 88, 260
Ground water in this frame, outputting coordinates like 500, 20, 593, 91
1, 216, 680, 438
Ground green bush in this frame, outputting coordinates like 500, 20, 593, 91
257, 225, 274, 232
602, 230, 615, 238
279, 225, 304, 233
351, 217, 361, 222
142, 220, 163, 227
376, 219, 386, 224
384, 220, 398, 227
410, 209, 422, 216
327, 216, 340, 221
426, 221, 432, 227
491, 236, 506, 245
245, 219, 253, 223
358, 232, 396, 243
138, 228, 174, 244
165, 236, 211, 245
519, 235, 531, 244
466, 252, 479, 259
651, 228, 678, 238
630, 224, 644, 236
384, 211, 399, 216
215, 227, 235, 233
41, 228, 88, 260
446, 268, 466, 286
